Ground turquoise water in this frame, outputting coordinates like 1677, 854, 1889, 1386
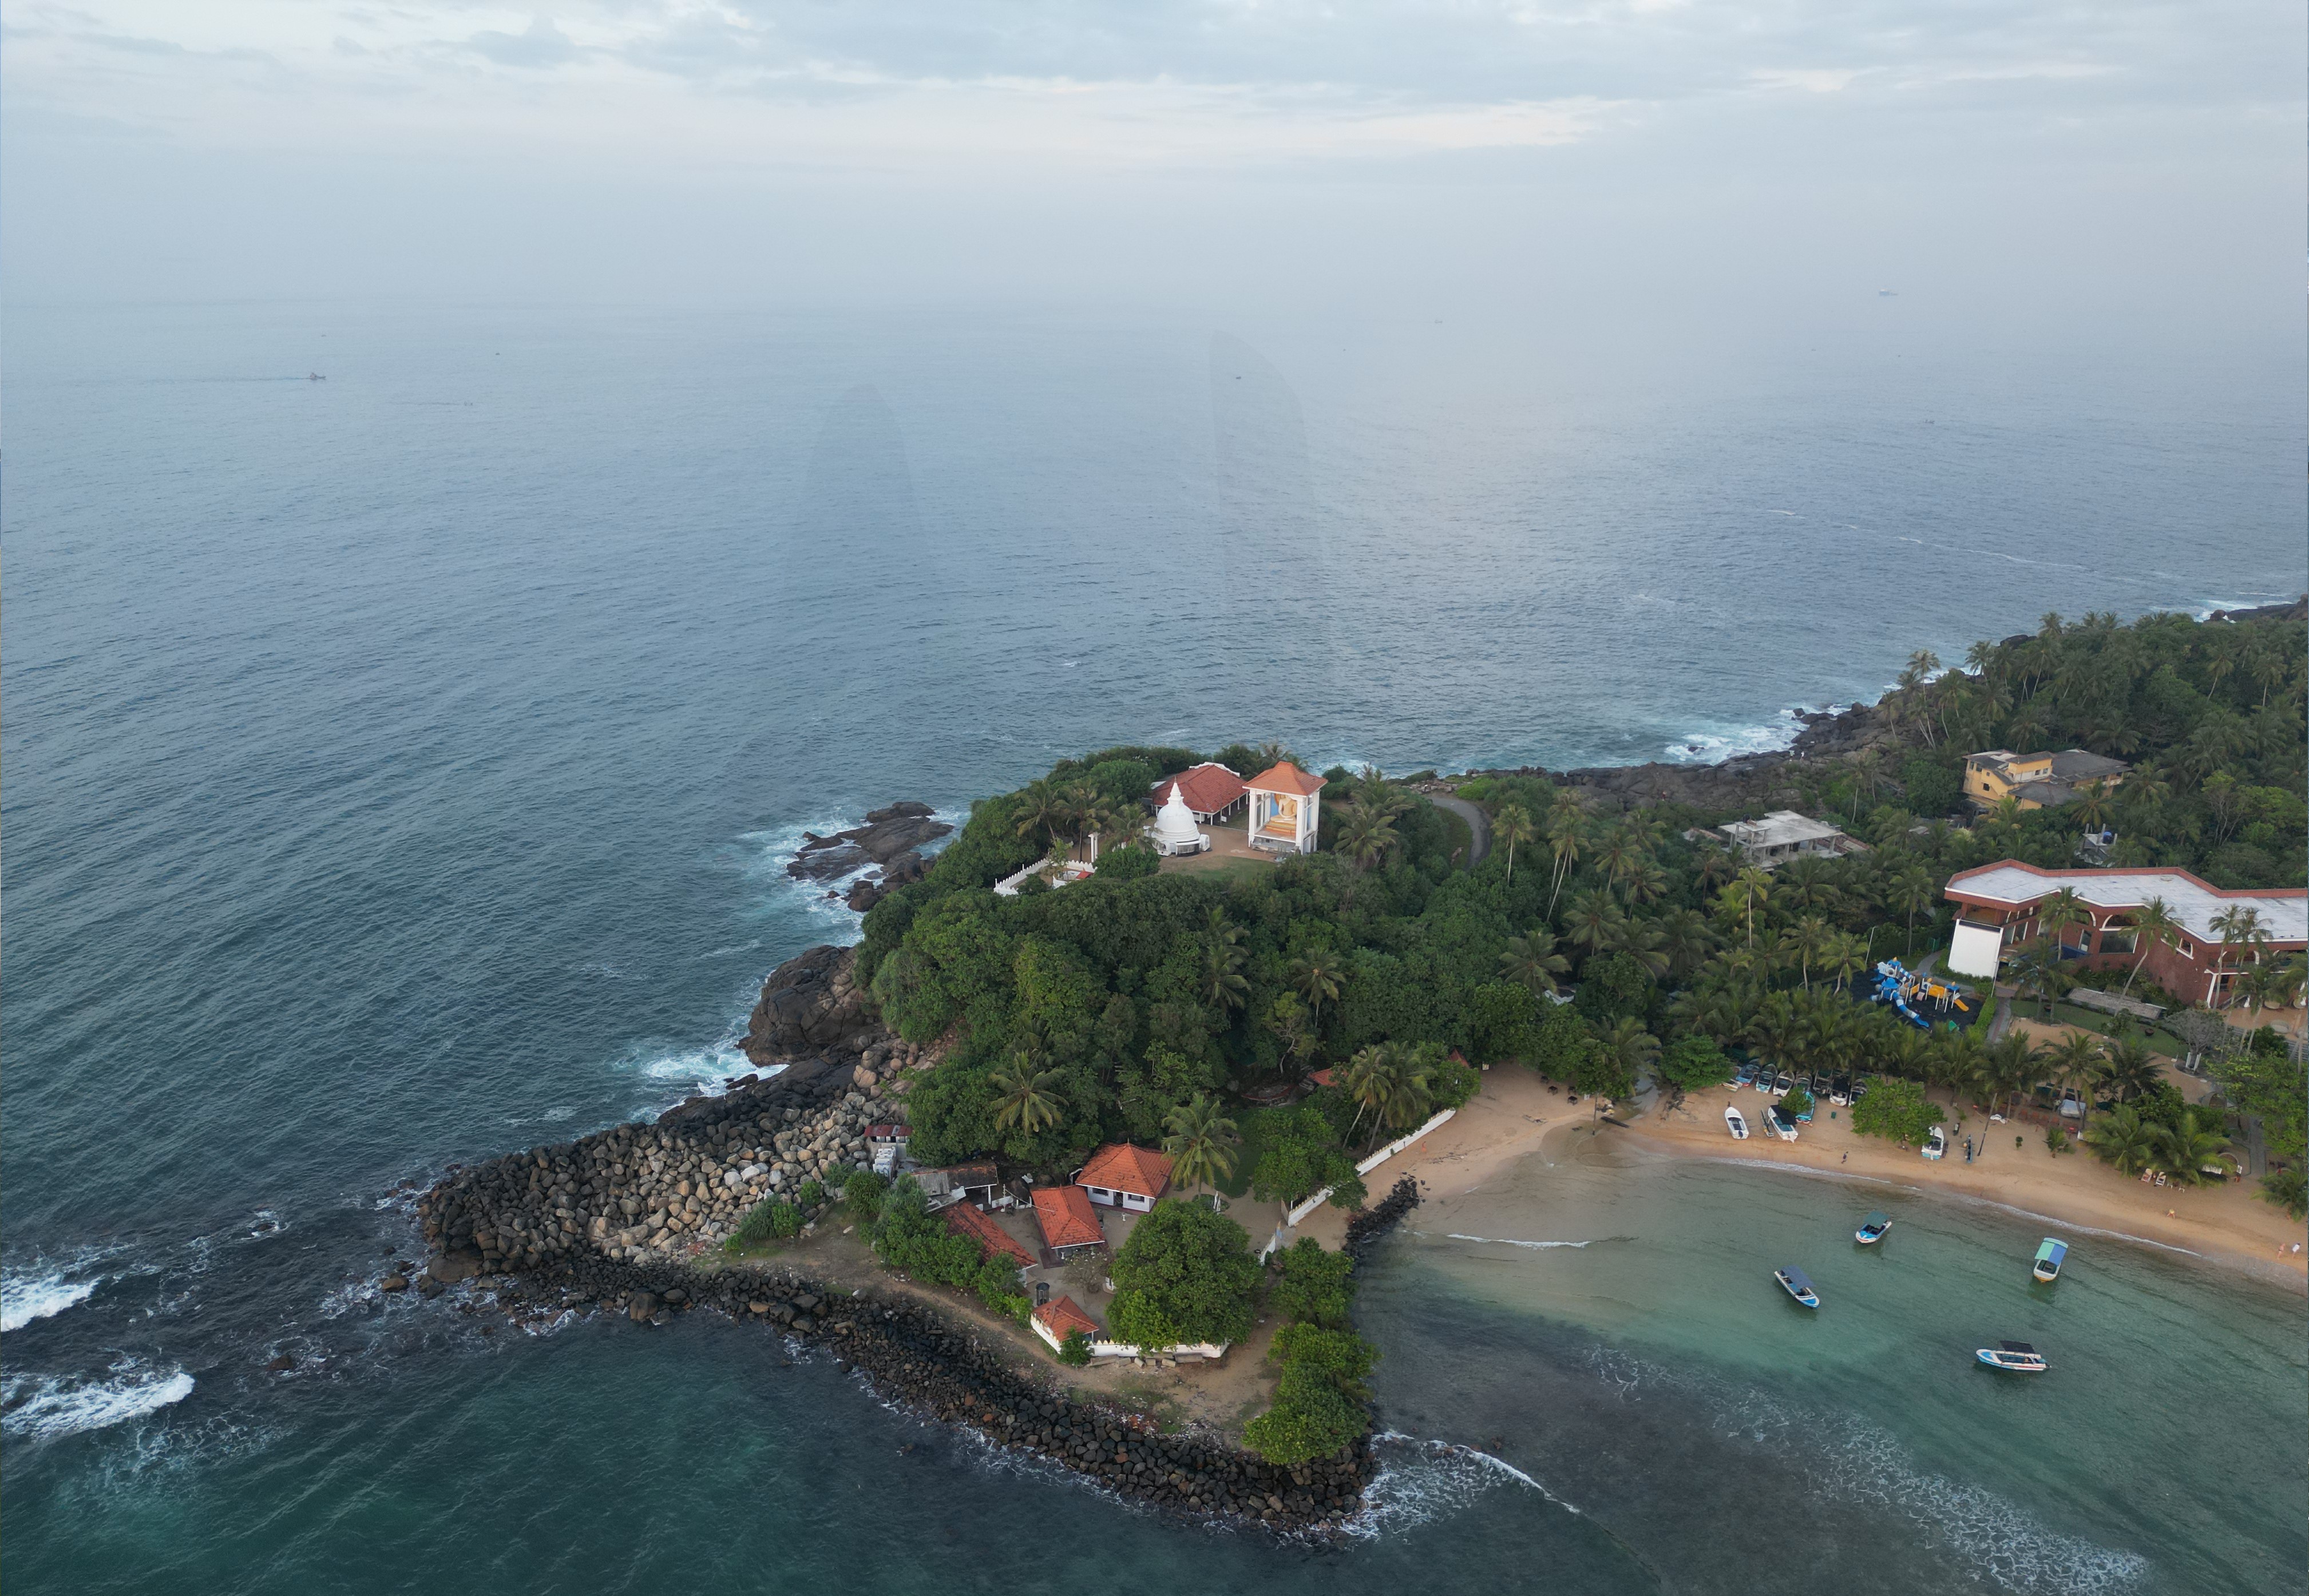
3, 299, 2303, 1593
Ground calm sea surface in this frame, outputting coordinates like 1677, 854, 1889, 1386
4, 300, 2303, 1594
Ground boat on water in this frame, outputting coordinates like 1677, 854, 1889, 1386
1725, 1105, 1749, 1140
1976, 1341, 2047, 1373
1855, 1211, 1892, 1245
1773, 1266, 1819, 1308
2032, 1238, 2068, 1282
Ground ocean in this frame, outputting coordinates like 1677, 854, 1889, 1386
3, 299, 2303, 1594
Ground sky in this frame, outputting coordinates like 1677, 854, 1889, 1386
3, 1, 2303, 331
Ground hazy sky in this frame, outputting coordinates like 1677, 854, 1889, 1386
5, 1, 2302, 330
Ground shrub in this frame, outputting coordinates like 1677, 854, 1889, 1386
869, 1178, 987, 1286
1057, 1329, 1094, 1367
1268, 1237, 1356, 1329
1781, 1086, 1815, 1121
730, 1200, 780, 1249
1244, 1324, 1379, 1465
1657, 1034, 1734, 1092
796, 1179, 826, 1211
1851, 1077, 1943, 1145
1094, 843, 1161, 881
841, 1168, 890, 1223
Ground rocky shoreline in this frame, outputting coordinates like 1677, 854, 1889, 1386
415, 942, 1386, 1535
788, 801, 952, 913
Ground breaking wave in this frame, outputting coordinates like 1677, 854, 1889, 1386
3, 1364, 195, 1440
1, 1268, 102, 1333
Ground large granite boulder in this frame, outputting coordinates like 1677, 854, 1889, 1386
742, 944, 880, 1066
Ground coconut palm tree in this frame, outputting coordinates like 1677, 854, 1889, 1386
1162, 1093, 1242, 1200
1289, 953, 1342, 1028
1694, 844, 1740, 896
1824, 931, 1870, 995
2045, 1031, 2105, 1120
1199, 937, 1250, 1015
1499, 929, 1571, 997
1012, 778, 1066, 841
2095, 1031, 2161, 1103
1544, 794, 1588, 916
1722, 866, 1772, 951
1886, 865, 1936, 959
1657, 907, 1719, 981
1340, 1041, 1416, 1145
988, 1057, 1066, 1137
1776, 913, 1832, 994
1492, 802, 1536, 883
2037, 887, 2093, 957
1563, 890, 1628, 960
1593, 820, 1645, 897
2152, 1108, 2232, 1187
1622, 857, 1671, 908
2118, 896, 2180, 998
1602, 1016, 1661, 1084
1334, 800, 1399, 874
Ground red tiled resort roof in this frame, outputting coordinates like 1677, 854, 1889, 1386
1075, 1143, 1174, 1201
1247, 761, 1326, 797
1152, 763, 1246, 815
1034, 1294, 1101, 1342
942, 1202, 1033, 1267
1032, 1185, 1106, 1252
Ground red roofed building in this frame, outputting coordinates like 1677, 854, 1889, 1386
1032, 1185, 1107, 1255
942, 1201, 1034, 1269
1247, 762, 1326, 854
1074, 1144, 1174, 1211
1031, 1294, 1103, 1355
1151, 763, 1247, 823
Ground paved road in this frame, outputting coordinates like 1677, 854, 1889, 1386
1428, 793, 1491, 868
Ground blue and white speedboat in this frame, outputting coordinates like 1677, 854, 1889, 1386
1976, 1341, 2047, 1373
1773, 1266, 1819, 1308
1855, 1211, 1892, 1245
2032, 1238, 2068, 1283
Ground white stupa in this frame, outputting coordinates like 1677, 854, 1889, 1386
1150, 781, 1204, 855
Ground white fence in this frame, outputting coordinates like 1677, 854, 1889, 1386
1263, 1107, 1458, 1253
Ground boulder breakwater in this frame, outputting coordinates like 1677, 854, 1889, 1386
414, 942, 1385, 1534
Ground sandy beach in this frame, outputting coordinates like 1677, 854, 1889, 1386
1296, 1069, 2308, 1290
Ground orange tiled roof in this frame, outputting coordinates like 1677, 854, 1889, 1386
1032, 1185, 1106, 1251
1076, 1143, 1174, 1200
942, 1201, 1033, 1266
1247, 762, 1326, 797
1035, 1294, 1101, 1341
1152, 763, 1246, 815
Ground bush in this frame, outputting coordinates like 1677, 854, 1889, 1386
841, 1168, 890, 1223
796, 1179, 826, 1211
2259, 1165, 2307, 1221
1094, 843, 1161, 881
1106, 1199, 1260, 1350
731, 1198, 805, 1249
1267, 1237, 1356, 1329
1057, 1329, 1094, 1367
1657, 1034, 1734, 1092
1244, 1323, 1379, 1465
1781, 1086, 1815, 1120
869, 1178, 987, 1287
1851, 1076, 1943, 1144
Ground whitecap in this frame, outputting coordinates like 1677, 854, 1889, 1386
1343, 1432, 1581, 1539
1437, 1233, 1595, 1250
2, 1364, 195, 1439
1661, 709, 1807, 766
1, 1269, 101, 1333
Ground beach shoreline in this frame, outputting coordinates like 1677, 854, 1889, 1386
1294, 1070, 2308, 1292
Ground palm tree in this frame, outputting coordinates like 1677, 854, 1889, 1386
1012, 778, 1066, 841
1334, 800, 1399, 874
1725, 866, 1771, 950
2118, 896, 2179, 997
1199, 937, 1250, 1015
1162, 1093, 1242, 1200
1544, 794, 1588, 916
1824, 931, 1870, 995
1602, 1016, 1661, 1086
1657, 908, 1719, 981
1777, 913, 1832, 994
1492, 802, 1536, 883
2007, 939, 2070, 1021
1563, 890, 1628, 960
2045, 1031, 2105, 1120
2037, 887, 2093, 957
1610, 915, 1672, 980
1593, 820, 1644, 897
1499, 929, 1571, 996
1340, 1041, 1409, 1144
1886, 865, 1936, 959
988, 1057, 1066, 1138
1289, 954, 1342, 1028
1622, 858, 1671, 908
1693, 845, 1740, 896
2209, 905, 2271, 1010
2152, 1108, 2232, 1187
2096, 1031, 2161, 1103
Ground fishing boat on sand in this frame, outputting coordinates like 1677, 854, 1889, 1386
1725, 1105, 1749, 1140
1855, 1211, 1892, 1245
2031, 1238, 2068, 1283
1773, 1266, 1819, 1308
1976, 1341, 2047, 1373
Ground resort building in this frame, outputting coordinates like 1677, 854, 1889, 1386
1151, 763, 1247, 823
1246, 762, 1326, 854
1711, 811, 1866, 869
1941, 861, 2306, 1006
1031, 1294, 1102, 1355
942, 1201, 1034, 1269
1074, 1143, 1173, 1211
1031, 1185, 1107, 1259
1962, 749, 2129, 811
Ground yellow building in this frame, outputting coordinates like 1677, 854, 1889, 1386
1962, 748, 2129, 811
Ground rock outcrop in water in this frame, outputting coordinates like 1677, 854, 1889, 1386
787, 802, 952, 886
1472, 699, 1899, 813
740, 944, 889, 1069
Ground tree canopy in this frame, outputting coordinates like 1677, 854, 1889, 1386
1104, 1198, 1260, 1350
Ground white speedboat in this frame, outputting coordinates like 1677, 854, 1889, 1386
1855, 1211, 1892, 1245
1725, 1105, 1749, 1139
1922, 1126, 1946, 1161
1774, 1266, 1820, 1308
1976, 1341, 2047, 1373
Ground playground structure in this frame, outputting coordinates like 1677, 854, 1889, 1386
1872, 960, 1974, 1031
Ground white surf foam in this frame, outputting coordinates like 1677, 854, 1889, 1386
2, 1363, 195, 1439
1344, 1432, 1581, 1539
1, 1269, 101, 1333
1661, 708, 1808, 766
1438, 1233, 1594, 1250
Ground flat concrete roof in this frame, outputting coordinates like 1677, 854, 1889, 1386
1945, 863, 2306, 945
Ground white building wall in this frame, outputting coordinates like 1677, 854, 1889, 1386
1947, 921, 2005, 980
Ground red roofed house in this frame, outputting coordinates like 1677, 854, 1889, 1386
1074, 1143, 1174, 1211
1246, 762, 1326, 854
1031, 1185, 1107, 1256
1151, 763, 1247, 824
942, 1201, 1034, 1269
1031, 1294, 1102, 1355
